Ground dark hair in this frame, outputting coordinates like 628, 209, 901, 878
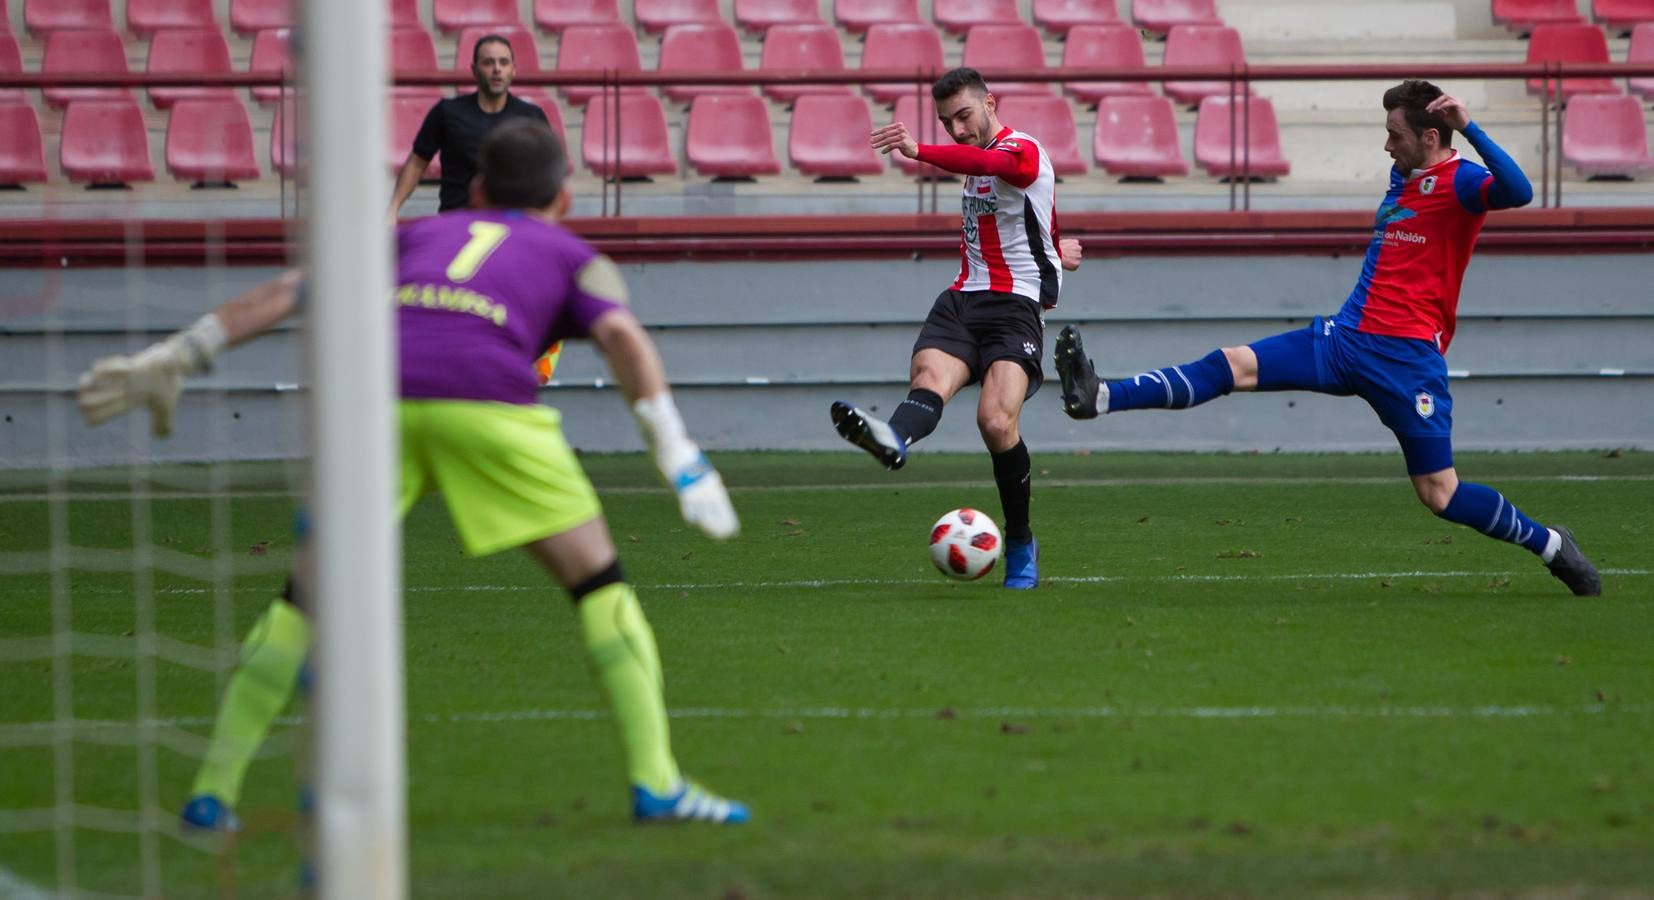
472, 34, 513, 66
477, 120, 566, 209
931, 67, 989, 103
1382, 79, 1452, 149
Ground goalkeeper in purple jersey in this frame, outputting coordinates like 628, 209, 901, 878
76, 121, 751, 828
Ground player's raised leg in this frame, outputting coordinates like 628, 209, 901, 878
182, 576, 311, 832
523, 520, 749, 824
831, 348, 970, 471
978, 359, 1038, 589
1055, 324, 1242, 420
1411, 463, 1601, 596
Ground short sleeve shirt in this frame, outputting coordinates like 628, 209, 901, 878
411, 93, 550, 212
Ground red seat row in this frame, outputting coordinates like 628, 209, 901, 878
7, 0, 1226, 38
1493, 0, 1654, 34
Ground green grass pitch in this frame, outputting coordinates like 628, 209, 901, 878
1, 450, 1651, 898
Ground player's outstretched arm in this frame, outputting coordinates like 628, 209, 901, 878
1427, 94, 1532, 210
588, 308, 739, 540
76, 270, 304, 437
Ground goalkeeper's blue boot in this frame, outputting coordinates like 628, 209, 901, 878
830, 401, 907, 471
181, 794, 240, 833
1003, 536, 1039, 590
632, 780, 750, 825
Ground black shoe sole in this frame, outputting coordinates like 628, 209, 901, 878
1054, 326, 1100, 420
830, 401, 905, 471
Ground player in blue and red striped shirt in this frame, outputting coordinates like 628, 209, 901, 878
1054, 81, 1601, 596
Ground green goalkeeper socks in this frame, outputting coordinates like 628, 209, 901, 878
578, 583, 681, 795
191, 599, 310, 805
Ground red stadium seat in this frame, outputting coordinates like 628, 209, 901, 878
248, 27, 293, 106
994, 94, 1085, 176
388, 93, 442, 176
933, 0, 1021, 35
736, 0, 823, 32
1492, 0, 1584, 33
1525, 24, 1618, 100
686, 94, 781, 178
535, 0, 621, 31
889, 93, 948, 176
759, 23, 853, 103
861, 23, 945, 105
1033, 0, 1119, 35
146, 29, 235, 109
522, 92, 575, 172
60, 99, 155, 185
0, 104, 49, 185
1595, 0, 1654, 30
789, 93, 883, 178
42, 29, 130, 109
835, 0, 922, 33
434, 0, 520, 33
389, 27, 441, 102
1563, 92, 1654, 176
0, 32, 23, 104
387, 0, 422, 28
1131, 0, 1220, 36
229, 0, 293, 36
1194, 95, 1289, 179
1162, 24, 1250, 107
557, 24, 643, 106
166, 97, 261, 184
1630, 23, 1654, 99
128, 0, 216, 35
962, 24, 1052, 95
582, 92, 678, 178
1093, 94, 1188, 179
1063, 23, 1153, 105
25, 0, 113, 34
659, 23, 750, 104
635, 0, 723, 33
270, 96, 299, 176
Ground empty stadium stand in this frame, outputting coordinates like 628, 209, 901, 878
555, 23, 642, 106
432, 0, 518, 33
1593, 0, 1654, 32
1492, 0, 1585, 35
1194, 95, 1289, 179
1032, 0, 1119, 35
60, 98, 154, 185
635, 0, 724, 33
42, 28, 129, 108
25, 0, 114, 34
0, 102, 48, 185
658, 22, 750, 104
996, 92, 1087, 174
127, 0, 217, 35
1627, 21, 1654, 98
1093, 94, 1189, 179
789, 93, 884, 178
1063, 23, 1154, 105
735, 0, 824, 33
686, 92, 782, 177
146, 28, 235, 108
759, 22, 852, 103
247, 26, 291, 105
228, 0, 292, 36
860, 22, 945, 105
1130, 0, 1221, 37
933, 0, 1022, 34
834, 0, 921, 33
1563, 92, 1654, 176
1525, 23, 1619, 99
961, 23, 1052, 94
582, 91, 677, 178
165, 96, 260, 184
1162, 24, 1250, 107
534, 0, 621, 31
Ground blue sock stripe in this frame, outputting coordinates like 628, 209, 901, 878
1104, 349, 1234, 412
1171, 366, 1194, 408
1441, 482, 1549, 555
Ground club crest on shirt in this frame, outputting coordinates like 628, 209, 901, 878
1415, 391, 1435, 418
1420, 175, 1438, 194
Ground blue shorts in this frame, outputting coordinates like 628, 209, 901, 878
1249, 317, 1453, 476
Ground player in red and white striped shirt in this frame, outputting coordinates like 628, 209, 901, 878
830, 67, 1079, 590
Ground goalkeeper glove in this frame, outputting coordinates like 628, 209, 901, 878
632, 392, 739, 540
76, 314, 227, 438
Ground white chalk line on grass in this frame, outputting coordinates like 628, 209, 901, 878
9, 701, 1654, 736
2, 472, 1651, 503
0, 863, 52, 900
43, 566, 1645, 596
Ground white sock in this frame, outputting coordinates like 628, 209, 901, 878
1096, 382, 1110, 414
1540, 528, 1562, 563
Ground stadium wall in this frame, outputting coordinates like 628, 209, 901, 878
2, 216, 1648, 468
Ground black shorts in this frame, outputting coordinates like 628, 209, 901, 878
912, 289, 1045, 399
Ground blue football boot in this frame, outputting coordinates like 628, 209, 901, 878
1003, 536, 1039, 590
632, 780, 750, 825
181, 794, 240, 833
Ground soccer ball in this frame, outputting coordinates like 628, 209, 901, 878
928, 508, 1003, 581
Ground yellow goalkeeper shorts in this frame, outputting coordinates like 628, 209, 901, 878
398, 399, 602, 557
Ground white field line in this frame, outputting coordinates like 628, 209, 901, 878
107, 567, 1650, 595
0, 863, 52, 900
7, 701, 1653, 735
1, 472, 1652, 502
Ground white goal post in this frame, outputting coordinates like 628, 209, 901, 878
301, 0, 406, 897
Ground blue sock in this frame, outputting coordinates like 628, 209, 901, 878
1438, 482, 1551, 555
1105, 349, 1234, 412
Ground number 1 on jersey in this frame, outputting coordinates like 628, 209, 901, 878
446, 221, 511, 283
